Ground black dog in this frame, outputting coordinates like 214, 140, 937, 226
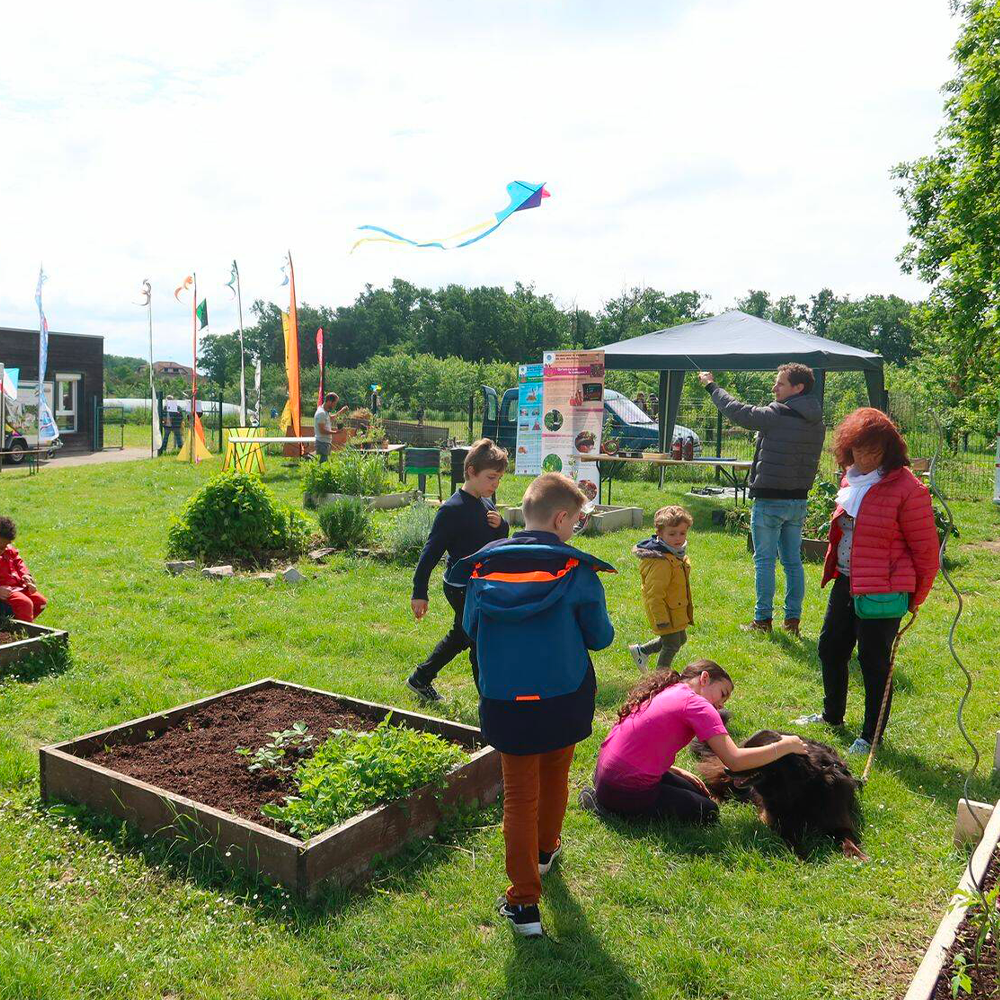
695, 730, 867, 860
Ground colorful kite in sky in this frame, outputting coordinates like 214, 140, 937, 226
351, 180, 550, 252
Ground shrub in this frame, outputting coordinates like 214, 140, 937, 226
803, 479, 840, 538
724, 506, 750, 533
262, 717, 468, 838
302, 448, 395, 505
386, 500, 437, 563
167, 471, 312, 563
317, 498, 376, 550
302, 462, 339, 507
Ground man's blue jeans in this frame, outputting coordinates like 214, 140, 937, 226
750, 498, 807, 622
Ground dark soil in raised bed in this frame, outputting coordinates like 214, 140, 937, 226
81, 686, 385, 835
932, 853, 1000, 999
0, 628, 28, 644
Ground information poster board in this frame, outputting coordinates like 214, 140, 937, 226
514, 363, 544, 475
540, 350, 604, 500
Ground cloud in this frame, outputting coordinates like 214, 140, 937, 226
0, 0, 957, 359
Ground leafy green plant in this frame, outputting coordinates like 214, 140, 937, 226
803, 478, 839, 538
317, 498, 377, 550
934, 500, 960, 543
167, 471, 312, 564
951, 882, 1000, 988
724, 506, 750, 533
236, 722, 314, 776
302, 448, 395, 506
335, 448, 395, 497
386, 500, 437, 563
262, 717, 468, 838
950, 952, 971, 998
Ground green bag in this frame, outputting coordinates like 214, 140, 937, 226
853, 591, 910, 619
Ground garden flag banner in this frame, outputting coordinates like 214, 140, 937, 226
253, 352, 262, 426
139, 278, 161, 455
316, 327, 325, 408
1, 367, 18, 402
34, 268, 60, 445
227, 260, 247, 426
175, 272, 210, 463
278, 252, 302, 440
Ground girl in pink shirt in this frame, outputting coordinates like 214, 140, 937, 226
582, 660, 807, 823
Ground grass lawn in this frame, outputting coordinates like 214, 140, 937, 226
1, 454, 999, 999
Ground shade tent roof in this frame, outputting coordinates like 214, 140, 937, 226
600, 310, 883, 372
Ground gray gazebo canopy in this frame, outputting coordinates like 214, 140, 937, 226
599, 310, 886, 455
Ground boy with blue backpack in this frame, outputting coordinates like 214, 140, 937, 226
446, 472, 614, 938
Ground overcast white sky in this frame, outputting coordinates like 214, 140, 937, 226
0, 0, 957, 361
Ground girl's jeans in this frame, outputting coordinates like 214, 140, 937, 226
750, 498, 807, 622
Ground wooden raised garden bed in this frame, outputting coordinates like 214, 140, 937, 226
505, 503, 643, 535
904, 800, 1000, 999
746, 534, 828, 561
0, 620, 69, 670
39, 679, 501, 896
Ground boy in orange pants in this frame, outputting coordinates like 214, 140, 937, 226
447, 473, 614, 936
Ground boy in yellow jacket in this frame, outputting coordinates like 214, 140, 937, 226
628, 506, 694, 670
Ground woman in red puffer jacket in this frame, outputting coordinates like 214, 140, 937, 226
793, 409, 939, 755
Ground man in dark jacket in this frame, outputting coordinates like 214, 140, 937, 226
699, 364, 825, 635
446, 472, 614, 938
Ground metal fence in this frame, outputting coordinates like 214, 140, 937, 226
660, 392, 993, 500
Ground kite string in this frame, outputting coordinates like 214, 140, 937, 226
926, 408, 988, 908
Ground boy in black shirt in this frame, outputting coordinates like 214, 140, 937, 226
407, 439, 509, 701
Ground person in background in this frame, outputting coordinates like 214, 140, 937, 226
313, 392, 347, 463
446, 472, 615, 938
629, 505, 694, 670
793, 408, 939, 755
0, 516, 47, 622
581, 660, 807, 823
407, 439, 510, 702
698, 365, 825, 636
158, 395, 183, 454
636, 391, 648, 415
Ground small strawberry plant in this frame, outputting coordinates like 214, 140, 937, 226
236, 721, 314, 777
262, 717, 467, 837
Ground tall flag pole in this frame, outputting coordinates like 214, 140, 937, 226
34, 267, 60, 446
226, 260, 247, 425
316, 327, 325, 408
253, 353, 262, 427
139, 279, 161, 457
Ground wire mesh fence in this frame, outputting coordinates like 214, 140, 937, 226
642, 391, 995, 500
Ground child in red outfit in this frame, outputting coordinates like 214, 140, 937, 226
0, 517, 47, 622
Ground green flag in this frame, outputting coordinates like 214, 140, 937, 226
196, 299, 208, 329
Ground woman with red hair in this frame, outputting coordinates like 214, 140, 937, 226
794, 408, 939, 754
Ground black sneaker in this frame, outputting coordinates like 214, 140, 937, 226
578, 786, 608, 817
497, 897, 543, 937
538, 840, 562, 875
406, 674, 442, 702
